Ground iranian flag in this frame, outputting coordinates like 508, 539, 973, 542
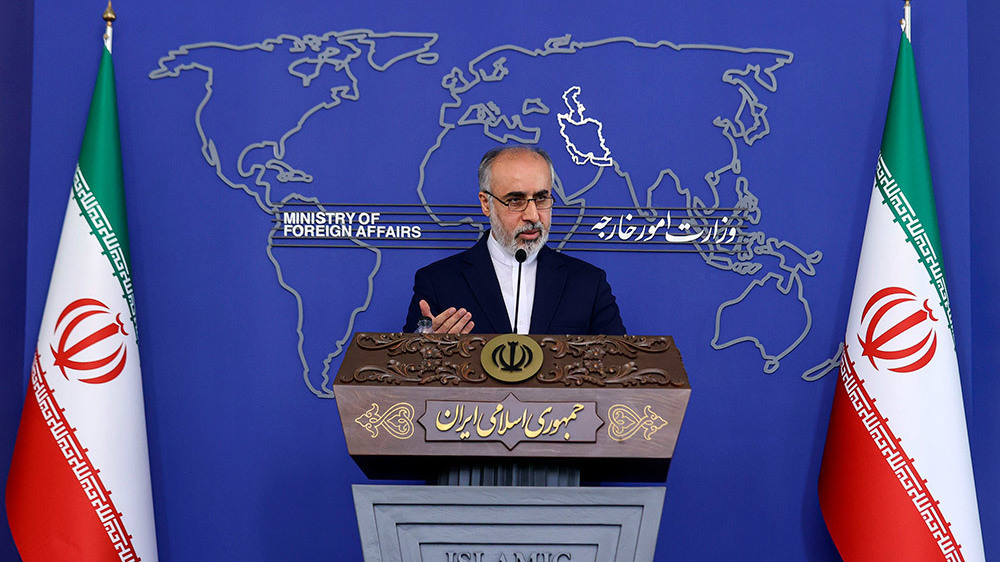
817, 19, 985, 562
5, 16, 159, 561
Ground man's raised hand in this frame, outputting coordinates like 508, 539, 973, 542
418, 299, 474, 334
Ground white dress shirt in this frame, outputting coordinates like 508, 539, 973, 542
487, 235, 538, 334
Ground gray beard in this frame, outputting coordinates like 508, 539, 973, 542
490, 213, 548, 256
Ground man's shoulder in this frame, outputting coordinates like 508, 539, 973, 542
540, 246, 606, 274
414, 239, 484, 276
416, 250, 468, 273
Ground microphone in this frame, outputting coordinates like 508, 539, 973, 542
513, 249, 527, 333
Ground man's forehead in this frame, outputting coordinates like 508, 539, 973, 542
494, 187, 550, 198
490, 153, 551, 195
493, 149, 548, 169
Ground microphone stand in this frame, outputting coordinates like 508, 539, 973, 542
513, 249, 527, 334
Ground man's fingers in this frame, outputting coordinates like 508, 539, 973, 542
437, 308, 465, 333
431, 307, 455, 331
447, 310, 473, 334
419, 302, 474, 334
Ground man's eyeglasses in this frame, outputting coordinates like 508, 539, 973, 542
483, 191, 554, 212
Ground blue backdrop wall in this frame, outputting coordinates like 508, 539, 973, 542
4, 1, 997, 560
968, 0, 1000, 559
0, 0, 32, 559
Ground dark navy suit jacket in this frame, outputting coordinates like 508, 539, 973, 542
404, 234, 626, 335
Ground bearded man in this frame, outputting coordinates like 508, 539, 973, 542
403, 146, 626, 335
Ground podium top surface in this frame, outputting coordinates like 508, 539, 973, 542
335, 333, 689, 389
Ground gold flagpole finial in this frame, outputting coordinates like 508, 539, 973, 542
103, 1, 116, 26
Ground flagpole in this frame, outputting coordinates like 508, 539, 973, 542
6, 4, 160, 558
902, 0, 911, 40
103, 1, 115, 51
819, 2, 987, 557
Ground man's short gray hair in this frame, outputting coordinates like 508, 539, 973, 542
478, 146, 556, 193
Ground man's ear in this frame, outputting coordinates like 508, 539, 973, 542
479, 191, 491, 217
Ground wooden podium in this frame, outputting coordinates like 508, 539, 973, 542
335, 333, 691, 562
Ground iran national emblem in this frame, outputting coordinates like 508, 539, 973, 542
50, 297, 130, 384
857, 286, 938, 373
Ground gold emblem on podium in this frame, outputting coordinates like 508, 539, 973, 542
607, 404, 668, 441
354, 402, 415, 439
481, 335, 544, 383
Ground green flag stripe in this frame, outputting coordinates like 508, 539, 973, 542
879, 34, 947, 290
72, 165, 137, 329
77, 45, 132, 271
875, 154, 953, 332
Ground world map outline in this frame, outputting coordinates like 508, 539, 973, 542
149, 29, 840, 398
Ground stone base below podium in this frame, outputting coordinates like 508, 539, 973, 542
352, 485, 665, 562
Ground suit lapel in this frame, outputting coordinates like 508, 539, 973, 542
461, 235, 512, 333
529, 246, 568, 334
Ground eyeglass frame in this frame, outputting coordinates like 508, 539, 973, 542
482, 191, 555, 212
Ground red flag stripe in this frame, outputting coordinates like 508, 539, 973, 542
819, 347, 963, 561
5, 351, 140, 561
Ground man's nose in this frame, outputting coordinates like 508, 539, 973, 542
522, 199, 540, 222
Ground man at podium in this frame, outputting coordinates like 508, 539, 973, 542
404, 146, 626, 336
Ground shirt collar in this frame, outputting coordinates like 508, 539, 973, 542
487, 231, 540, 267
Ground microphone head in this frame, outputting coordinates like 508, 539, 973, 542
515, 249, 527, 263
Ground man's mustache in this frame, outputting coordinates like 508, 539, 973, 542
515, 222, 545, 236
